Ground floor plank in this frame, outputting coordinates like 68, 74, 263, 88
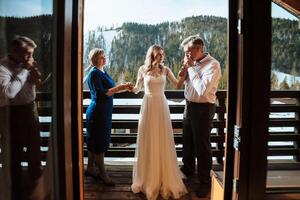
267, 170, 300, 188
84, 165, 211, 200
84, 165, 300, 200
214, 170, 300, 200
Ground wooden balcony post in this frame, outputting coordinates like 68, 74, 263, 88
216, 92, 226, 164
294, 96, 300, 162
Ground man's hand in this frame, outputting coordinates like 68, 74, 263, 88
178, 66, 187, 77
183, 54, 195, 68
21, 58, 36, 70
28, 66, 42, 85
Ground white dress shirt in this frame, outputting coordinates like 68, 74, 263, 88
184, 53, 221, 104
0, 57, 36, 107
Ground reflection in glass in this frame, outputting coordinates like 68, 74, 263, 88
0, 1, 53, 199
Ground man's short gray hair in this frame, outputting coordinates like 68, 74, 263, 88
180, 34, 205, 49
9, 35, 37, 52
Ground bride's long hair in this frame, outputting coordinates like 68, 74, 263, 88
142, 45, 164, 73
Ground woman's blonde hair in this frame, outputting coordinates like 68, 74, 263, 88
83, 48, 105, 82
88, 48, 105, 66
143, 44, 164, 73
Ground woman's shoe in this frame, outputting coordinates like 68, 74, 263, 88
84, 171, 99, 180
98, 173, 115, 186
103, 178, 115, 186
94, 155, 116, 186
102, 179, 115, 186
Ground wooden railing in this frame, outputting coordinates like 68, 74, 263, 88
268, 91, 300, 161
36, 90, 300, 163
82, 90, 226, 162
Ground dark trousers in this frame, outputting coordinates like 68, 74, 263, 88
0, 102, 42, 199
182, 101, 216, 184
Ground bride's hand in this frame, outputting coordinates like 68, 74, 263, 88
125, 82, 134, 91
118, 83, 128, 91
120, 82, 134, 91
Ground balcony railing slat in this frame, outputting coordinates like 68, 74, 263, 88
270, 104, 300, 112
270, 90, 300, 98
268, 134, 300, 141
33, 90, 300, 162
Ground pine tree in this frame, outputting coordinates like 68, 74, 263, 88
290, 80, 300, 90
271, 72, 279, 90
279, 76, 290, 90
218, 64, 228, 90
78, 15, 299, 90
289, 66, 298, 88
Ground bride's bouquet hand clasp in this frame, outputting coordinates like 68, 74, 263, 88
122, 82, 134, 91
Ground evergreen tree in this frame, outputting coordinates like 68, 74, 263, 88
271, 72, 279, 90
83, 30, 106, 69
289, 66, 298, 88
290, 80, 300, 90
279, 76, 290, 90
2, 15, 298, 91
218, 64, 228, 90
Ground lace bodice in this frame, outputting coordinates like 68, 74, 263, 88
143, 74, 166, 96
132, 66, 168, 95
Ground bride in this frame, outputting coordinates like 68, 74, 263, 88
131, 45, 187, 200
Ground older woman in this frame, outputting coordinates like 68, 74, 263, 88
85, 48, 132, 186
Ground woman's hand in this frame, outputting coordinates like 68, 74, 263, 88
118, 82, 134, 91
125, 82, 134, 91
107, 82, 134, 96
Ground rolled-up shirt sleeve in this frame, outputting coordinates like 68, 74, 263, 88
187, 61, 221, 97
0, 66, 29, 99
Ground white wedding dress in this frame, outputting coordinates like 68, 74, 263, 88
131, 67, 187, 200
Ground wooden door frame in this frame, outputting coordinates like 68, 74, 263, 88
52, 0, 84, 199
52, 0, 73, 199
71, 0, 84, 199
224, 0, 272, 199
68, 0, 271, 199
223, 0, 238, 199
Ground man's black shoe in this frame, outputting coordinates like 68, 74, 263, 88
196, 189, 209, 198
196, 183, 211, 198
180, 166, 194, 177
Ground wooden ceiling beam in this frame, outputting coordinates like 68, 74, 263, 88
273, 0, 300, 18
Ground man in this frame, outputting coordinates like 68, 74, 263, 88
0, 35, 43, 199
179, 35, 221, 198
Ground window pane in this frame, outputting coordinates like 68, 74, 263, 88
267, 2, 300, 197
0, 1, 54, 199
83, 0, 228, 90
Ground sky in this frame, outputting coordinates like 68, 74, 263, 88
0, 0, 297, 31
84, 0, 298, 30
84, 0, 229, 30
0, 0, 53, 16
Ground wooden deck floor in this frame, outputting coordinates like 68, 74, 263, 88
84, 165, 300, 200
84, 165, 210, 200
213, 170, 300, 200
